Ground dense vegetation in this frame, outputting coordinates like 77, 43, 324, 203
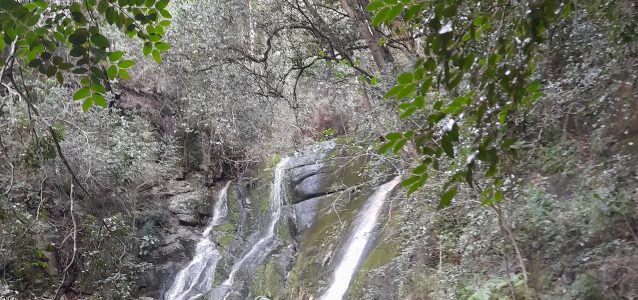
1, 0, 636, 299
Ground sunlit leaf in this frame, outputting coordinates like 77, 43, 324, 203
82, 98, 93, 112
73, 87, 90, 100
107, 65, 117, 80
438, 186, 457, 209
108, 51, 123, 62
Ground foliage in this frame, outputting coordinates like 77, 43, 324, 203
0, 0, 171, 111
371, 0, 573, 206
467, 274, 531, 300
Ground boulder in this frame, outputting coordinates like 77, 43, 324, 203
293, 196, 327, 231
293, 172, 343, 202
168, 190, 207, 225
290, 163, 325, 184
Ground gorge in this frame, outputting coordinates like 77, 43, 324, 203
0, 0, 637, 299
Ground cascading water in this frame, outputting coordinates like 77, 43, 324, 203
164, 181, 231, 300
211, 181, 231, 225
219, 157, 290, 289
320, 176, 401, 300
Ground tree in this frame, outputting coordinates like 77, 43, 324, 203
372, 0, 574, 207
1, 1, 172, 297
1, 0, 171, 111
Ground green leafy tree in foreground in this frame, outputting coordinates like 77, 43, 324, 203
0, 0, 171, 111
370, 0, 573, 207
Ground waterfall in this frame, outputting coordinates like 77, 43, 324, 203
164, 181, 232, 300
221, 157, 290, 287
320, 176, 401, 300
211, 181, 231, 225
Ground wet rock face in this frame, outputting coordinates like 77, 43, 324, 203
168, 190, 207, 226
144, 178, 214, 297
293, 170, 332, 200
163, 140, 404, 300
293, 195, 326, 232
290, 163, 325, 184
288, 145, 344, 202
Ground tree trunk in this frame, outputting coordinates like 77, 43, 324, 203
339, 0, 393, 71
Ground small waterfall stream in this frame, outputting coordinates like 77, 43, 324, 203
211, 181, 231, 225
320, 176, 401, 300
164, 181, 231, 300
221, 157, 290, 288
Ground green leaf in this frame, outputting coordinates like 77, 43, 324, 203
407, 176, 427, 194
69, 47, 85, 57
399, 106, 416, 119
34, 0, 47, 8
155, 0, 168, 9
80, 78, 91, 87
366, 1, 384, 11
494, 190, 503, 202
154, 41, 170, 51
91, 83, 106, 94
397, 102, 412, 110
393, 138, 406, 153
56, 71, 64, 84
72, 68, 88, 74
438, 186, 457, 209
413, 163, 427, 174
386, 5, 403, 21
92, 93, 107, 107
397, 83, 416, 99
401, 175, 420, 187
108, 51, 123, 62
384, 85, 403, 98
450, 123, 459, 141
73, 87, 90, 100
148, 34, 161, 43
143, 43, 152, 56
159, 9, 171, 18
527, 80, 540, 93
462, 31, 472, 42
385, 132, 402, 140
28, 58, 42, 68
498, 105, 509, 124
152, 49, 161, 63
413, 96, 425, 108
107, 65, 117, 80
404, 4, 422, 21
68, 28, 89, 45
371, 7, 390, 26
82, 98, 93, 112
561, 1, 573, 18
444, 94, 471, 114
397, 72, 413, 84
441, 134, 454, 158
146, 24, 156, 34
119, 68, 130, 79
379, 140, 395, 154
118, 60, 135, 68
90, 33, 109, 48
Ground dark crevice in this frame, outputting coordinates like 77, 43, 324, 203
291, 169, 329, 185
294, 186, 347, 203
286, 161, 325, 170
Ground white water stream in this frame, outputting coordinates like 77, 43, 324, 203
164, 181, 231, 300
221, 157, 290, 287
320, 176, 401, 300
